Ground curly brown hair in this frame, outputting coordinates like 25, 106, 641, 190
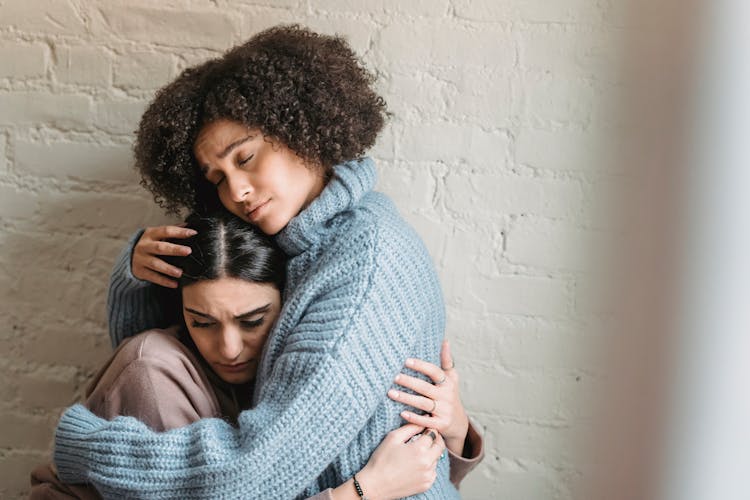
134, 24, 388, 214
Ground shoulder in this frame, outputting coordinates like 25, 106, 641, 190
323, 192, 438, 288
85, 328, 187, 417
89, 327, 200, 396
294, 191, 441, 308
115, 327, 184, 362
96, 327, 190, 387
334, 192, 427, 256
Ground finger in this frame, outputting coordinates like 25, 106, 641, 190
431, 430, 445, 448
148, 257, 183, 278
388, 389, 436, 414
154, 225, 198, 240
441, 340, 454, 370
422, 429, 438, 445
151, 240, 192, 257
409, 428, 438, 450
394, 374, 438, 399
388, 423, 427, 443
428, 431, 446, 457
401, 410, 438, 429
138, 268, 179, 288
405, 357, 446, 385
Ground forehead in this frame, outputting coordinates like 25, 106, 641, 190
182, 277, 280, 309
193, 120, 260, 157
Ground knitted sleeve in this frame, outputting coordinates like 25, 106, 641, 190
107, 230, 179, 348
53, 226, 439, 499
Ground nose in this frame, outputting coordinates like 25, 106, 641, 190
225, 171, 252, 203
218, 327, 244, 361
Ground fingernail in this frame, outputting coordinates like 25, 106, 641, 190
405, 358, 415, 367
388, 389, 399, 399
186, 230, 197, 236
401, 411, 410, 419
394, 374, 402, 382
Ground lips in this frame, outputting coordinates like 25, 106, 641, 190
245, 199, 270, 221
217, 360, 253, 372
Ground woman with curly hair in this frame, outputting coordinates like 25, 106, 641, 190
53, 25, 483, 499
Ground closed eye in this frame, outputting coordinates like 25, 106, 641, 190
240, 317, 264, 329
239, 154, 254, 166
191, 320, 215, 328
200, 165, 224, 187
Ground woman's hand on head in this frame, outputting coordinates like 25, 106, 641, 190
388, 340, 470, 456
354, 424, 445, 500
132, 225, 196, 288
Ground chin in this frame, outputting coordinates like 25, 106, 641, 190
262, 224, 283, 236
255, 219, 285, 236
220, 372, 255, 385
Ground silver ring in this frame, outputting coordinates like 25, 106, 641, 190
429, 398, 436, 413
427, 430, 437, 442
435, 374, 447, 385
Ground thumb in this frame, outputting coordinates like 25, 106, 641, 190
388, 423, 426, 443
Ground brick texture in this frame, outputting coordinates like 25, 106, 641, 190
0, 1, 616, 498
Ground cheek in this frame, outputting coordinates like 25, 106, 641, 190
244, 334, 270, 356
189, 331, 216, 358
218, 190, 249, 219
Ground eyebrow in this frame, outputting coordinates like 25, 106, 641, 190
200, 134, 255, 173
185, 303, 271, 320
219, 135, 255, 159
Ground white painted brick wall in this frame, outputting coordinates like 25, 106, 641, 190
0, 43, 47, 79
0, 1, 616, 498
113, 51, 176, 90
0, 93, 94, 128
55, 46, 112, 86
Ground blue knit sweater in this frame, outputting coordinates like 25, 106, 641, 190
53, 158, 457, 499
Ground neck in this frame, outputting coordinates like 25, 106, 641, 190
301, 168, 329, 211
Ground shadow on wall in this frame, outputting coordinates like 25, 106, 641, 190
0, 160, 174, 498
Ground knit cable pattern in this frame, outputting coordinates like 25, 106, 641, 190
54, 158, 457, 499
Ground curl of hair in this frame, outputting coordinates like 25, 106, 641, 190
134, 24, 388, 215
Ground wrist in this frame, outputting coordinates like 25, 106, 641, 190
445, 413, 470, 456
330, 480, 360, 500
355, 465, 383, 500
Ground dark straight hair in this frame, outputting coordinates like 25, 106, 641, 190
164, 211, 286, 291
157, 211, 286, 364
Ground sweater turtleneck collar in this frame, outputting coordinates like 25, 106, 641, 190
275, 157, 377, 256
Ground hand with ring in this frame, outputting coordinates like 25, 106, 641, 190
351, 424, 445, 499
388, 339, 470, 456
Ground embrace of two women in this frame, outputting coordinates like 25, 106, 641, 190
31, 25, 484, 499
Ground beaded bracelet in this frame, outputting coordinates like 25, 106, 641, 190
353, 474, 369, 500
